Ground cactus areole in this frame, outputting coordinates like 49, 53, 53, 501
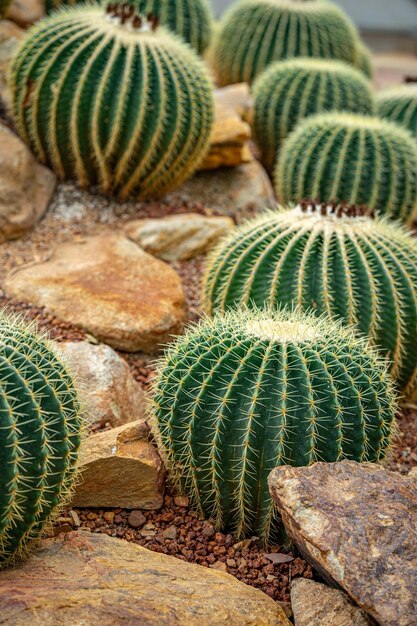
9, 3, 214, 199
152, 308, 397, 544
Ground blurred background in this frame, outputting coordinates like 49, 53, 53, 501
211, 0, 417, 54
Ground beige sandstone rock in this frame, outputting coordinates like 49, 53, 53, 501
57, 341, 145, 428
5, 234, 186, 352
125, 212, 234, 261
0, 20, 24, 108
6, 0, 44, 27
0, 123, 56, 241
291, 579, 375, 626
269, 461, 417, 626
72, 420, 164, 509
0, 531, 291, 625
214, 83, 252, 119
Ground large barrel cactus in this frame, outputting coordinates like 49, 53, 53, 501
378, 84, 417, 140
203, 202, 417, 397
354, 40, 374, 80
253, 58, 376, 172
211, 0, 360, 86
0, 315, 83, 569
44, 0, 214, 54
9, 4, 214, 200
152, 307, 397, 543
276, 113, 417, 223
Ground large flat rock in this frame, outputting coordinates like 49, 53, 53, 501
0, 531, 291, 625
269, 461, 417, 626
4, 234, 186, 352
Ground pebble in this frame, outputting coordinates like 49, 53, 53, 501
173, 496, 190, 507
128, 510, 146, 529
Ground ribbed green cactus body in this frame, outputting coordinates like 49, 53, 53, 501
253, 59, 376, 172
45, 0, 213, 54
354, 41, 374, 80
211, 0, 360, 86
276, 113, 417, 223
9, 6, 214, 199
378, 85, 417, 140
0, 315, 83, 569
0, 0, 11, 17
203, 204, 417, 396
152, 308, 396, 543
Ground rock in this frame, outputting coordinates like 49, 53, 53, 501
71, 420, 165, 510
168, 161, 276, 222
125, 213, 233, 262
0, 123, 56, 241
6, 0, 44, 27
173, 496, 189, 507
127, 510, 146, 529
269, 461, 417, 626
5, 234, 186, 352
0, 531, 291, 625
199, 84, 253, 170
0, 20, 24, 109
291, 579, 375, 626
57, 341, 145, 429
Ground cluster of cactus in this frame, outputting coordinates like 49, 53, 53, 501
378, 81, 417, 140
44, 0, 214, 54
211, 0, 361, 86
9, 3, 214, 200
0, 0, 11, 17
253, 58, 376, 172
0, 314, 83, 569
276, 112, 417, 224
152, 307, 397, 544
203, 201, 417, 397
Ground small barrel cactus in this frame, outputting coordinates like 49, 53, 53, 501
0, 314, 83, 569
253, 58, 376, 172
9, 4, 214, 200
44, 0, 214, 54
203, 201, 417, 397
0, 0, 11, 17
354, 40, 374, 80
211, 0, 360, 86
276, 113, 417, 223
378, 84, 417, 140
152, 307, 397, 543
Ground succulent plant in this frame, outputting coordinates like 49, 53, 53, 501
253, 58, 376, 172
203, 201, 417, 397
44, 0, 214, 54
152, 307, 397, 543
0, 314, 83, 569
353, 40, 374, 80
211, 0, 360, 86
276, 113, 417, 223
378, 84, 417, 140
9, 4, 214, 200
0, 0, 11, 17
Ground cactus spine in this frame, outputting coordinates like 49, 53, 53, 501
276, 113, 417, 224
203, 202, 417, 397
253, 58, 376, 172
378, 84, 417, 140
44, 0, 214, 54
0, 314, 83, 569
9, 4, 214, 200
211, 0, 360, 86
152, 307, 397, 543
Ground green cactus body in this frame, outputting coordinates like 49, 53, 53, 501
276, 113, 417, 223
9, 5, 214, 200
354, 41, 374, 80
44, 0, 214, 54
211, 0, 360, 86
152, 307, 397, 543
378, 85, 417, 140
253, 58, 376, 172
0, 315, 83, 569
203, 202, 417, 397
0, 0, 11, 18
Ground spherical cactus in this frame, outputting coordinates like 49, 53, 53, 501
152, 307, 397, 543
0, 0, 11, 18
253, 58, 376, 172
9, 4, 214, 200
211, 0, 360, 86
44, 0, 214, 55
203, 201, 417, 397
353, 41, 374, 80
378, 84, 417, 140
276, 113, 417, 223
0, 314, 83, 569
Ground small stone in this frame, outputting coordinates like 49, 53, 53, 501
128, 510, 146, 529
202, 523, 215, 538
173, 496, 189, 508
226, 558, 237, 568
53, 524, 73, 536
6, 0, 44, 27
140, 529, 156, 538
69, 510, 81, 527
209, 561, 228, 572
103, 512, 115, 525
162, 525, 177, 540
